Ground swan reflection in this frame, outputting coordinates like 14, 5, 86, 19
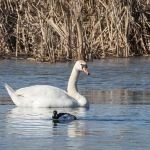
6, 107, 89, 138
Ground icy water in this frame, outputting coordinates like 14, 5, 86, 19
0, 58, 150, 150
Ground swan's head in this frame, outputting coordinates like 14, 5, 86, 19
75, 60, 90, 75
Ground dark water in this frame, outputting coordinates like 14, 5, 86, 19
0, 58, 150, 150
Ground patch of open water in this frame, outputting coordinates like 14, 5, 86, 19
0, 58, 150, 149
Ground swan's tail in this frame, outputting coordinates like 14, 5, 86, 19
4, 83, 32, 107
4, 83, 15, 94
4, 83, 17, 105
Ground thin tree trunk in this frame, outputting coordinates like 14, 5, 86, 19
16, 8, 19, 58
67, 9, 72, 59
99, 19, 105, 58
76, 18, 83, 60
125, 6, 129, 57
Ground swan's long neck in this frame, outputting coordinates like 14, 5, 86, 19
67, 66, 89, 107
67, 67, 80, 100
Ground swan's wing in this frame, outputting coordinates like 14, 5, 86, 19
16, 85, 53, 96
15, 85, 78, 107
15, 85, 67, 99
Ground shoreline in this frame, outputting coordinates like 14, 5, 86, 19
0, 53, 150, 63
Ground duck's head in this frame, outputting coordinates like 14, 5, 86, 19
53, 110, 57, 117
75, 60, 90, 75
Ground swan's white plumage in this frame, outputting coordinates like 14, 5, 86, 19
4, 60, 90, 108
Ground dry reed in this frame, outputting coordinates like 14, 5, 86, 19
0, 0, 150, 62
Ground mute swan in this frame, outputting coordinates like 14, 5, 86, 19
4, 60, 90, 108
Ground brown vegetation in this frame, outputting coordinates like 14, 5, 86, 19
0, 0, 150, 62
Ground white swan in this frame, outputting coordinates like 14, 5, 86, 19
4, 60, 90, 108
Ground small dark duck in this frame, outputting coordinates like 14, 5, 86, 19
52, 110, 76, 121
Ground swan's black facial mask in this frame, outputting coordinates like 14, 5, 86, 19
81, 64, 88, 69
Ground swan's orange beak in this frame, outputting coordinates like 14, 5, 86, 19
82, 67, 90, 75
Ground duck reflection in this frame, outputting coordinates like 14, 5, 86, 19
52, 120, 75, 126
51, 107, 89, 138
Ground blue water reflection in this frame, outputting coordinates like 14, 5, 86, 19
1, 104, 150, 150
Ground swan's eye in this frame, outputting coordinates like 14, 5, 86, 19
81, 64, 88, 69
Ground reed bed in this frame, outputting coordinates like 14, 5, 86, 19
0, 0, 150, 62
